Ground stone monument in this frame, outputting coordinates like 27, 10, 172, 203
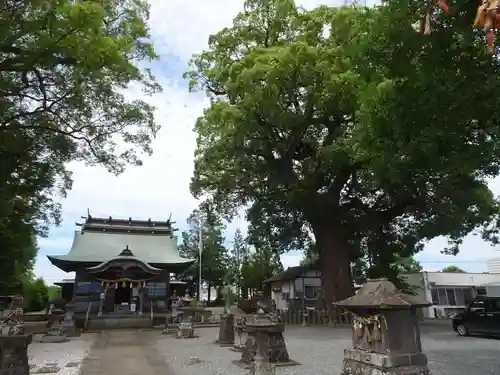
0, 295, 33, 375
216, 313, 234, 346
61, 300, 77, 336
334, 278, 432, 375
232, 309, 250, 352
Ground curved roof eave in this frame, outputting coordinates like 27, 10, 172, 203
47, 255, 195, 273
85, 257, 163, 274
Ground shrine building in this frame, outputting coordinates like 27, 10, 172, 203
47, 214, 195, 315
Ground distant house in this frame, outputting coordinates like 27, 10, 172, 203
263, 266, 322, 310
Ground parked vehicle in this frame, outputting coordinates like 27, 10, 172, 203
452, 297, 500, 337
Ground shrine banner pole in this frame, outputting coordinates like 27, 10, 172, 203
198, 218, 203, 301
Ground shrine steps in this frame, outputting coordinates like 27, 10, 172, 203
84, 314, 153, 331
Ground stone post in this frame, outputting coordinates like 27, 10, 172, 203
334, 278, 432, 375
62, 301, 77, 337
216, 314, 234, 347
138, 290, 144, 316
0, 335, 32, 375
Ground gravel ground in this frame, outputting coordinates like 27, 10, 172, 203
28, 334, 96, 375
153, 325, 500, 375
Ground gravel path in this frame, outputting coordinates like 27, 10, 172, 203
153, 326, 500, 375
28, 334, 95, 375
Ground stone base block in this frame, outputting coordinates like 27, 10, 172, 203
0, 334, 32, 375
39, 335, 68, 343
340, 353, 431, 375
241, 331, 292, 365
214, 339, 233, 347
250, 359, 276, 375
175, 324, 197, 339
232, 359, 299, 369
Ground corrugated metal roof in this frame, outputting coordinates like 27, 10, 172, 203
47, 230, 194, 265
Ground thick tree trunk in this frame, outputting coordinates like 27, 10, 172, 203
312, 223, 354, 305
207, 282, 211, 303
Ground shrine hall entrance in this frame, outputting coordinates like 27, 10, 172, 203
114, 284, 132, 305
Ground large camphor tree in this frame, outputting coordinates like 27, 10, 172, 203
187, 0, 500, 304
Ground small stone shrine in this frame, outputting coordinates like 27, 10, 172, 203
234, 292, 297, 369
334, 278, 432, 375
0, 295, 33, 375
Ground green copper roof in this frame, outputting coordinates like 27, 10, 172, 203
47, 231, 194, 271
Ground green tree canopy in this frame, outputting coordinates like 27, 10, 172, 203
441, 265, 466, 273
187, 0, 500, 303
178, 203, 229, 300
240, 248, 283, 297
1, 0, 161, 284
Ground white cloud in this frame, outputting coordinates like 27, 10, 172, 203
35, 0, 500, 283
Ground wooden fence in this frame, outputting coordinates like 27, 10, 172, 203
277, 308, 352, 326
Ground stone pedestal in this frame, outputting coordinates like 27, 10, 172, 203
234, 315, 298, 369
250, 330, 275, 375
0, 335, 32, 375
216, 314, 234, 346
176, 322, 196, 339
40, 328, 67, 343
62, 303, 77, 337
335, 279, 432, 375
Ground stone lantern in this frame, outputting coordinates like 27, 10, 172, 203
334, 278, 432, 375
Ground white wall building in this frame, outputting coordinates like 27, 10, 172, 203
487, 257, 500, 273
403, 271, 500, 318
263, 266, 322, 310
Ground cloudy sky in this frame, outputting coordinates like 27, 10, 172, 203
35, 0, 500, 285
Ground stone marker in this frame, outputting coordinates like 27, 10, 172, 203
62, 300, 78, 337
0, 295, 32, 375
215, 313, 234, 346
0, 334, 32, 375
334, 278, 432, 375
232, 308, 249, 352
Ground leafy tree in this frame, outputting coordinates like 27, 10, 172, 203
240, 248, 283, 298
178, 203, 229, 300
22, 278, 49, 312
187, 0, 500, 303
0, 0, 161, 285
442, 265, 466, 273
225, 228, 249, 297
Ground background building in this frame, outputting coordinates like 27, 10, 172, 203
403, 271, 500, 318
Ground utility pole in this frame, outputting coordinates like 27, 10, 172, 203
198, 218, 203, 301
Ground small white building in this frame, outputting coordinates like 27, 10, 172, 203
403, 271, 500, 318
263, 266, 322, 310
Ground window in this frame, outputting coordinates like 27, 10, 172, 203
304, 286, 321, 299
432, 287, 473, 306
454, 288, 465, 306
446, 288, 456, 306
468, 300, 485, 313
281, 292, 290, 300
431, 289, 439, 304
463, 288, 474, 304
146, 282, 166, 297
476, 288, 487, 296
437, 288, 447, 305
487, 299, 500, 313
